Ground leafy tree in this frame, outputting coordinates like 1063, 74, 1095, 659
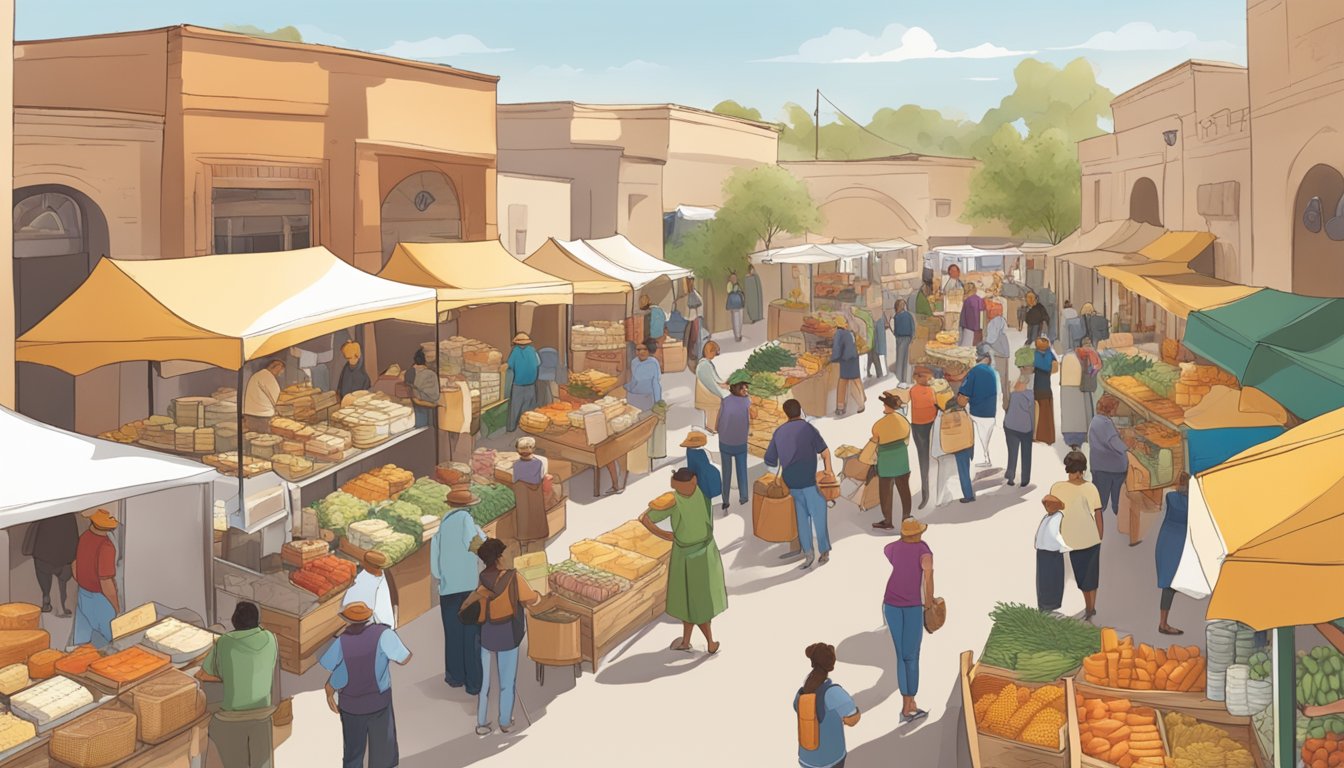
712, 100, 766, 124
971, 58, 1113, 155
963, 125, 1081, 243
221, 24, 304, 42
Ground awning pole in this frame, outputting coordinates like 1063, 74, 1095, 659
233, 365, 244, 563
808, 265, 814, 312
1274, 627, 1294, 768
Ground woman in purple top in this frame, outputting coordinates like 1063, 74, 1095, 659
960, 282, 985, 347
883, 518, 934, 724
716, 374, 753, 513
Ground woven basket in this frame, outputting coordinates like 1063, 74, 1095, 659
129, 669, 204, 744
50, 709, 137, 768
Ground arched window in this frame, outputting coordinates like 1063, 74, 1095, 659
14, 191, 84, 259
380, 171, 462, 263
1129, 178, 1162, 227
1292, 164, 1344, 296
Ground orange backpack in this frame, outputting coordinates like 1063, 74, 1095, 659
797, 682, 835, 751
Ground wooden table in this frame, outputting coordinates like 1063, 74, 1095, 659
528, 415, 659, 497
789, 365, 838, 418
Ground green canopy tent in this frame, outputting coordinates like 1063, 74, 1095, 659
1242, 304, 1344, 420
1182, 289, 1333, 379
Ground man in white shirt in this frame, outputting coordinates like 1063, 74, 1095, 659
1035, 496, 1069, 614
242, 359, 286, 433
343, 551, 397, 629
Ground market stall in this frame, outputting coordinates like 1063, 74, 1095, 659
752, 243, 874, 339
1050, 220, 1166, 314
522, 410, 659, 498
524, 237, 635, 380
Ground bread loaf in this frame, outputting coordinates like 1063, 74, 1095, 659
0, 603, 41, 631
27, 648, 65, 680
0, 629, 49, 669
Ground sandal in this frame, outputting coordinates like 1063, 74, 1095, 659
670, 639, 693, 651
1158, 626, 1185, 636
901, 709, 929, 724
873, 521, 895, 529
706, 641, 721, 655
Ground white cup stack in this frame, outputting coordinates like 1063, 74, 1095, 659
1225, 664, 1251, 716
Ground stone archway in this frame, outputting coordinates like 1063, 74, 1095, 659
1291, 163, 1344, 297
816, 187, 920, 240
13, 185, 110, 430
1129, 177, 1162, 227
380, 170, 463, 264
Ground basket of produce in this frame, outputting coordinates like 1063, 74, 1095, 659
470, 482, 516, 528
1075, 691, 1169, 767
1078, 628, 1207, 704
743, 343, 797, 374
980, 603, 1100, 682
400, 477, 451, 519
374, 499, 439, 540
1164, 711, 1263, 768
124, 669, 205, 744
345, 520, 418, 566
50, 707, 137, 768
310, 492, 373, 539
281, 539, 330, 568
960, 651, 1071, 768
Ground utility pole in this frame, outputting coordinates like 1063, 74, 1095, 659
814, 89, 820, 160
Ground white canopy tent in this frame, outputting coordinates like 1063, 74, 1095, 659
586, 234, 692, 281
553, 238, 675, 294
671, 205, 716, 222
751, 242, 874, 265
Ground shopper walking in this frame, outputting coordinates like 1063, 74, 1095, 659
1032, 336, 1059, 445
883, 518, 934, 724
744, 265, 764, 325
505, 332, 541, 433
941, 399, 977, 505
891, 299, 915, 383
983, 299, 1011, 407
623, 338, 664, 491
1088, 395, 1135, 545
199, 601, 279, 768
344, 550, 397, 630
960, 282, 985, 347
1155, 473, 1191, 636
24, 512, 77, 617
407, 349, 439, 429
1080, 303, 1110, 349
72, 509, 120, 649
866, 389, 914, 529
957, 348, 1000, 469
1060, 345, 1087, 448
866, 309, 890, 380
764, 399, 836, 570
471, 538, 541, 736
1076, 338, 1102, 427
511, 438, 550, 554
694, 340, 727, 432
640, 294, 667, 342
640, 468, 728, 653
321, 602, 411, 768
831, 317, 864, 416
1034, 496, 1069, 614
431, 488, 486, 694
909, 367, 938, 509
726, 272, 746, 342
1003, 374, 1035, 487
794, 642, 860, 768
717, 373, 752, 513
1024, 292, 1050, 344
1050, 451, 1104, 620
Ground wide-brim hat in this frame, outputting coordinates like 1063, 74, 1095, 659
512, 332, 533, 345
680, 431, 708, 448
900, 518, 928, 540
446, 489, 481, 507
340, 602, 373, 623
360, 550, 389, 570
833, 317, 850, 328
88, 509, 119, 531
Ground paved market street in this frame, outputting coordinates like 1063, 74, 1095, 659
273, 320, 1211, 768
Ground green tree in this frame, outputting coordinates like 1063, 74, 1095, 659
712, 100, 765, 124
971, 58, 1113, 155
963, 125, 1080, 244
221, 24, 304, 42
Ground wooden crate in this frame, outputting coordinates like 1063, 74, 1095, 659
959, 651, 1077, 768
259, 596, 345, 676
1073, 675, 1237, 722
549, 563, 669, 673
1075, 687, 1173, 768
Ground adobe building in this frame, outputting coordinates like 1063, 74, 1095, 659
0, 0, 13, 410
12, 25, 498, 432
497, 172, 572, 257
1246, 0, 1344, 295
1078, 60, 1252, 283
496, 102, 780, 257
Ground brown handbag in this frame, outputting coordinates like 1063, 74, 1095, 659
940, 408, 974, 454
924, 597, 947, 634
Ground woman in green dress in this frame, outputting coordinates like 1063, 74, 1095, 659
867, 388, 913, 529
640, 467, 727, 653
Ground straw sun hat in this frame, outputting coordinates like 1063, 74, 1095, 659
900, 518, 928, 541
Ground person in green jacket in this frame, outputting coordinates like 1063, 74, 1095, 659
198, 601, 279, 768
914, 280, 934, 318
867, 388, 913, 529
640, 467, 727, 654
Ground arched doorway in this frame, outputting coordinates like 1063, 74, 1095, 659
1291, 163, 1344, 296
13, 185, 110, 430
380, 171, 462, 264
1129, 177, 1162, 226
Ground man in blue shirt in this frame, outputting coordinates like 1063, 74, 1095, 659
430, 488, 486, 694
764, 399, 836, 570
958, 348, 1001, 470
506, 332, 542, 433
321, 602, 412, 768
641, 294, 667, 341
891, 299, 916, 383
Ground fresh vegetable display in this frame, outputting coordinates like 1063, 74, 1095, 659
289, 555, 357, 597
745, 371, 790, 399
1246, 650, 1270, 682
1135, 361, 1181, 399
374, 500, 433, 539
980, 603, 1100, 678
470, 482, 515, 527
1081, 628, 1206, 692
743, 343, 797, 374
1102, 352, 1155, 379
972, 680, 1066, 749
1076, 693, 1167, 767
1014, 650, 1086, 684
312, 491, 372, 537
1164, 711, 1255, 768
398, 477, 450, 519
1297, 645, 1344, 709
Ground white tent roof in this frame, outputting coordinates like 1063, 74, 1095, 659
933, 244, 1023, 257
585, 235, 692, 280
553, 238, 673, 292
862, 239, 919, 252
671, 205, 716, 221
0, 408, 215, 527
751, 243, 874, 265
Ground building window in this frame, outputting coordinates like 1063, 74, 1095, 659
935, 199, 951, 218
514, 230, 528, 256
212, 188, 312, 254
14, 191, 84, 259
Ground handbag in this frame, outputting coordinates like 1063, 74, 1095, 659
924, 597, 947, 634
940, 408, 974, 454
458, 569, 515, 625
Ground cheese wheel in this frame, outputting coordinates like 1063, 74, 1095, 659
0, 629, 49, 669
0, 603, 41, 631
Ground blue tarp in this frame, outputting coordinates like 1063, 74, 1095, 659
1184, 425, 1285, 475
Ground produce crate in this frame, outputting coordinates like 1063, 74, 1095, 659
1161, 712, 1266, 768
959, 651, 1076, 768
259, 596, 346, 676
549, 563, 669, 673
1073, 675, 1233, 722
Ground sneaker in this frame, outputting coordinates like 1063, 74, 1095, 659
475, 725, 494, 736
799, 557, 815, 570
1006, 479, 1015, 486
959, 498, 974, 504
500, 722, 514, 734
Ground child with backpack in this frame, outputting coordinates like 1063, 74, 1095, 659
794, 642, 860, 768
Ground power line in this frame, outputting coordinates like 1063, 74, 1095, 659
816, 89, 913, 155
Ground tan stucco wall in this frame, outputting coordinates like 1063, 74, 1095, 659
662, 113, 777, 211
618, 157, 665, 257
1248, 0, 1344, 293
497, 173, 572, 256
1, 0, 13, 408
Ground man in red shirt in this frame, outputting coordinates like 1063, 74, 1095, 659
909, 366, 939, 510
72, 509, 120, 649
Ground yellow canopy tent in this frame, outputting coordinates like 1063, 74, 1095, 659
378, 241, 574, 311
16, 247, 437, 375
1137, 231, 1217, 263
1095, 262, 1261, 319
1182, 407, 1344, 629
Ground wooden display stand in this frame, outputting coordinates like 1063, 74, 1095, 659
959, 651, 1079, 768
9, 711, 209, 768
550, 563, 669, 673
790, 365, 838, 419
528, 415, 659, 497
259, 593, 346, 675
768, 303, 808, 341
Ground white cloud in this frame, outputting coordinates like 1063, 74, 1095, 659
965, 76, 1000, 82
762, 24, 1034, 64
295, 24, 347, 47
1053, 22, 1241, 59
530, 64, 583, 77
606, 59, 667, 73
377, 34, 512, 60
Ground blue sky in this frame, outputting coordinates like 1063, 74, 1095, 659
16, 0, 1247, 122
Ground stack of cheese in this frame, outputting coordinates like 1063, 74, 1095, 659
142, 618, 216, 660
169, 396, 215, 428
171, 425, 215, 453
0, 604, 49, 670
202, 452, 273, 478
271, 453, 315, 481
277, 384, 341, 423
269, 417, 316, 442
10, 676, 95, 726
244, 432, 283, 459
571, 321, 626, 351
0, 713, 36, 752
333, 392, 415, 448
568, 402, 602, 429
340, 464, 414, 503
204, 398, 238, 428
596, 521, 673, 560
137, 416, 179, 451
0, 663, 30, 695
305, 423, 353, 462
569, 540, 660, 581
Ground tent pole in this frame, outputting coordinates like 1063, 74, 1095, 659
203, 484, 214, 626
808, 265, 814, 312
1274, 627, 1294, 768
435, 307, 442, 466
235, 366, 244, 558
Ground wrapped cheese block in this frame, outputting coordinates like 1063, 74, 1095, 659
0, 629, 49, 669
280, 439, 305, 456
174, 425, 196, 452
88, 647, 169, 685
596, 520, 673, 560
27, 648, 65, 680
10, 676, 95, 726
50, 708, 136, 768
305, 434, 347, 462
192, 427, 215, 453
142, 618, 215, 660
0, 713, 36, 752
0, 603, 41, 630
169, 396, 215, 428
269, 417, 316, 441
54, 645, 102, 676
0, 663, 29, 695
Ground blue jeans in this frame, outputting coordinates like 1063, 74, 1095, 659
478, 646, 520, 728
340, 704, 398, 768
883, 604, 924, 697
72, 588, 115, 649
1094, 470, 1127, 515
953, 448, 975, 501
414, 406, 433, 429
720, 446, 749, 504
1004, 428, 1032, 485
789, 486, 831, 556
440, 592, 482, 693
